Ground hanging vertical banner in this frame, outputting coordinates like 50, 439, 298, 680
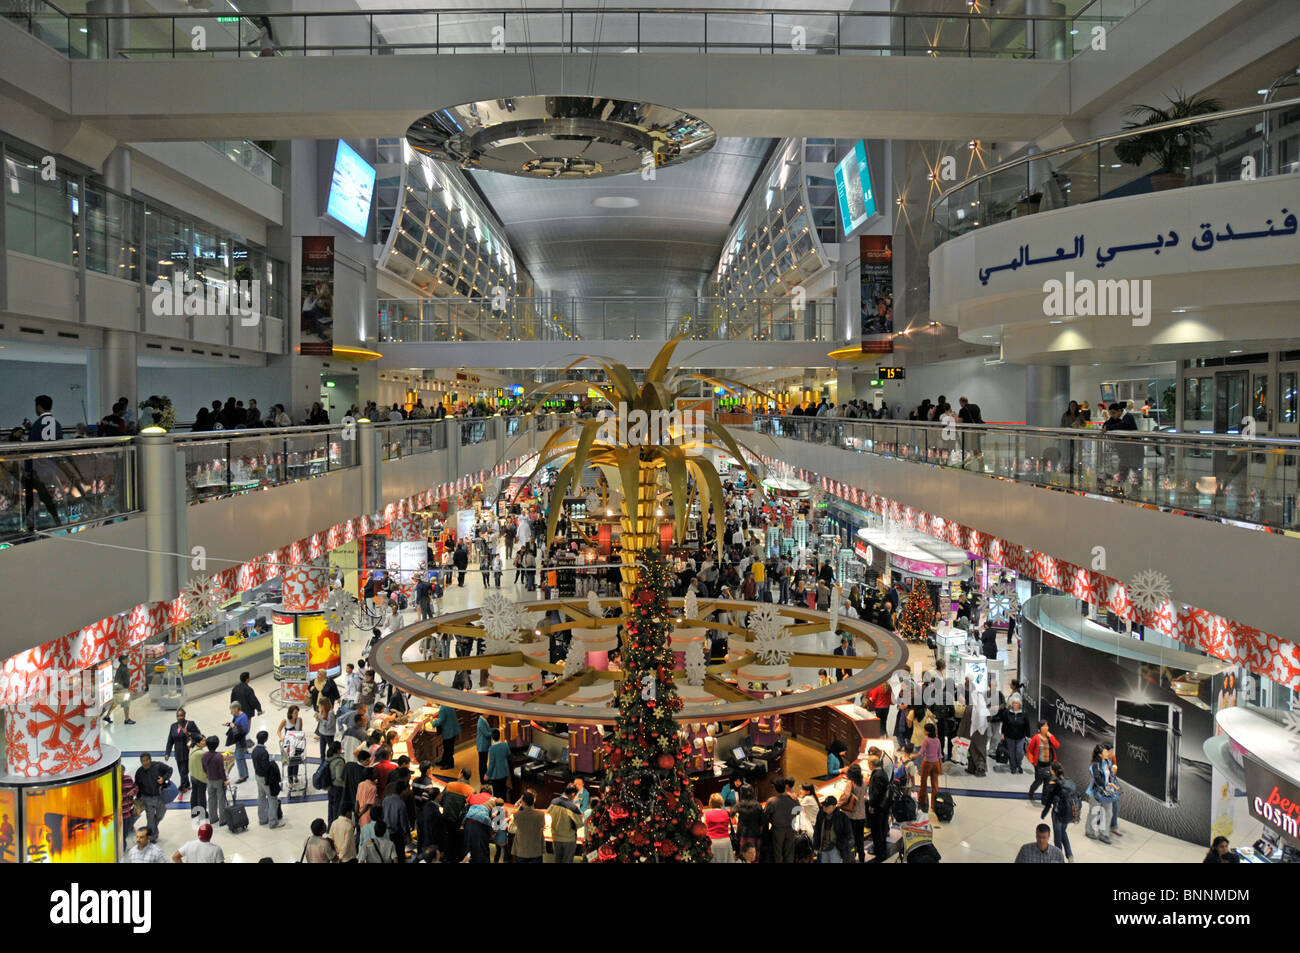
860, 235, 894, 354
300, 236, 334, 356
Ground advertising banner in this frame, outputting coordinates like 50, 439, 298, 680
860, 235, 893, 354
300, 236, 334, 356
300, 613, 339, 674
22, 768, 117, 864
1244, 757, 1300, 848
1020, 614, 1213, 845
0, 788, 16, 863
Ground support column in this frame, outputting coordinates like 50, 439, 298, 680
359, 417, 380, 517
86, 0, 131, 60
1025, 364, 1070, 428
87, 329, 138, 424
1027, 0, 1068, 61
139, 428, 182, 604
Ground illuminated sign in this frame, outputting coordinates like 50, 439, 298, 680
876, 367, 905, 380
1246, 757, 1300, 847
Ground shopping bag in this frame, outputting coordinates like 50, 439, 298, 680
951, 737, 971, 768
160, 781, 179, 804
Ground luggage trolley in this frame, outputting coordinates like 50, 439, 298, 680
281, 729, 308, 798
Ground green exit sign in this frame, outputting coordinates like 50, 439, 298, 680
217, 17, 239, 22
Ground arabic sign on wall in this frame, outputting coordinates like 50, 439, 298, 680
930, 176, 1299, 311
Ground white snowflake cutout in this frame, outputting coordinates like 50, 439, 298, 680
478, 591, 539, 652
564, 639, 586, 677
684, 640, 707, 687
1128, 569, 1173, 614
683, 589, 699, 622
747, 604, 792, 666
586, 589, 603, 620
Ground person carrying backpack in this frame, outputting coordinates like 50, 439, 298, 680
1039, 761, 1079, 863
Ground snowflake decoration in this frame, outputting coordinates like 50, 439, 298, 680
987, 580, 1020, 621
1283, 710, 1300, 759
27, 701, 87, 749
747, 604, 792, 666
684, 640, 707, 687
584, 490, 602, 514
587, 590, 603, 620
683, 589, 699, 622
478, 592, 539, 652
49, 736, 99, 774
4, 720, 29, 771
564, 639, 586, 677
182, 574, 222, 619
1128, 569, 1173, 614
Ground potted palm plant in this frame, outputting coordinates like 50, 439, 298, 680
1112, 92, 1224, 190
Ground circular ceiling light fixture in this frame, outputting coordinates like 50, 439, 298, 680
406, 95, 717, 179
592, 196, 641, 208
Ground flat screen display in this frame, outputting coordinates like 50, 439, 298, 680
325, 140, 376, 238
835, 140, 878, 237
22, 768, 118, 864
526, 744, 544, 760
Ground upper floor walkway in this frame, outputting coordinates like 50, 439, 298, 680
751, 413, 1299, 641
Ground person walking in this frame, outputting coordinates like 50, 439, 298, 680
1039, 761, 1077, 862
433, 702, 460, 769
173, 823, 224, 863
125, 827, 166, 863
1014, 823, 1066, 863
865, 748, 892, 862
1026, 720, 1061, 800
918, 722, 943, 820
326, 741, 347, 823
484, 729, 511, 800
1086, 744, 1120, 844
133, 753, 173, 844
837, 765, 869, 863
453, 542, 469, 587
101, 655, 135, 724
200, 736, 228, 827
548, 786, 583, 863
476, 714, 493, 781
764, 778, 800, 863
225, 702, 251, 784
188, 739, 208, 819
230, 671, 263, 720
812, 796, 854, 863
251, 731, 283, 828
703, 793, 735, 863
164, 707, 202, 795
998, 698, 1031, 774
315, 698, 337, 764
330, 805, 358, 863
512, 791, 545, 863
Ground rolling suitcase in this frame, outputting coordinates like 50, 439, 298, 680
223, 804, 249, 833
932, 791, 955, 823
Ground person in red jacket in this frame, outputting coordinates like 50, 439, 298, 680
1026, 721, 1061, 800
866, 681, 893, 735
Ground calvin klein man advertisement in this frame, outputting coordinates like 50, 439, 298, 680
1020, 612, 1212, 845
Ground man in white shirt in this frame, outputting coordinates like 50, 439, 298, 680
172, 823, 224, 863
125, 827, 166, 863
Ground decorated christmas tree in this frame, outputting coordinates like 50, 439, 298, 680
897, 581, 936, 642
586, 553, 711, 863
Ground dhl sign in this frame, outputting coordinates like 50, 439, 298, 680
192, 650, 234, 671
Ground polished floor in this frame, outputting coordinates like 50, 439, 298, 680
104, 563, 1230, 863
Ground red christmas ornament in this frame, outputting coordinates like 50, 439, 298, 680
597, 843, 616, 862
609, 803, 629, 822
657, 752, 676, 770
690, 820, 707, 838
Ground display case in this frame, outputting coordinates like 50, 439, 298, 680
0, 747, 121, 864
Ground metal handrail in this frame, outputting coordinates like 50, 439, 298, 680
757, 414, 1300, 449
929, 97, 1300, 219
0, 435, 135, 453
38, 4, 1095, 23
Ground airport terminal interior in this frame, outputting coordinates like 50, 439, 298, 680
0, 0, 1297, 867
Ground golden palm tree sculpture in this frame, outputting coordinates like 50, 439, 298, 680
522, 336, 769, 608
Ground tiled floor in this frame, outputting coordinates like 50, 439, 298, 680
107, 563, 1214, 863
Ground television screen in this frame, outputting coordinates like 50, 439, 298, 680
835, 140, 878, 238
325, 140, 376, 238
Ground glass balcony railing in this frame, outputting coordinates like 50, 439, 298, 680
205, 140, 281, 188
931, 97, 1300, 245
754, 415, 1300, 532
177, 425, 358, 502
0, 439, 137, 544
377, 296, 839, 344
5, 1, 1146, 61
